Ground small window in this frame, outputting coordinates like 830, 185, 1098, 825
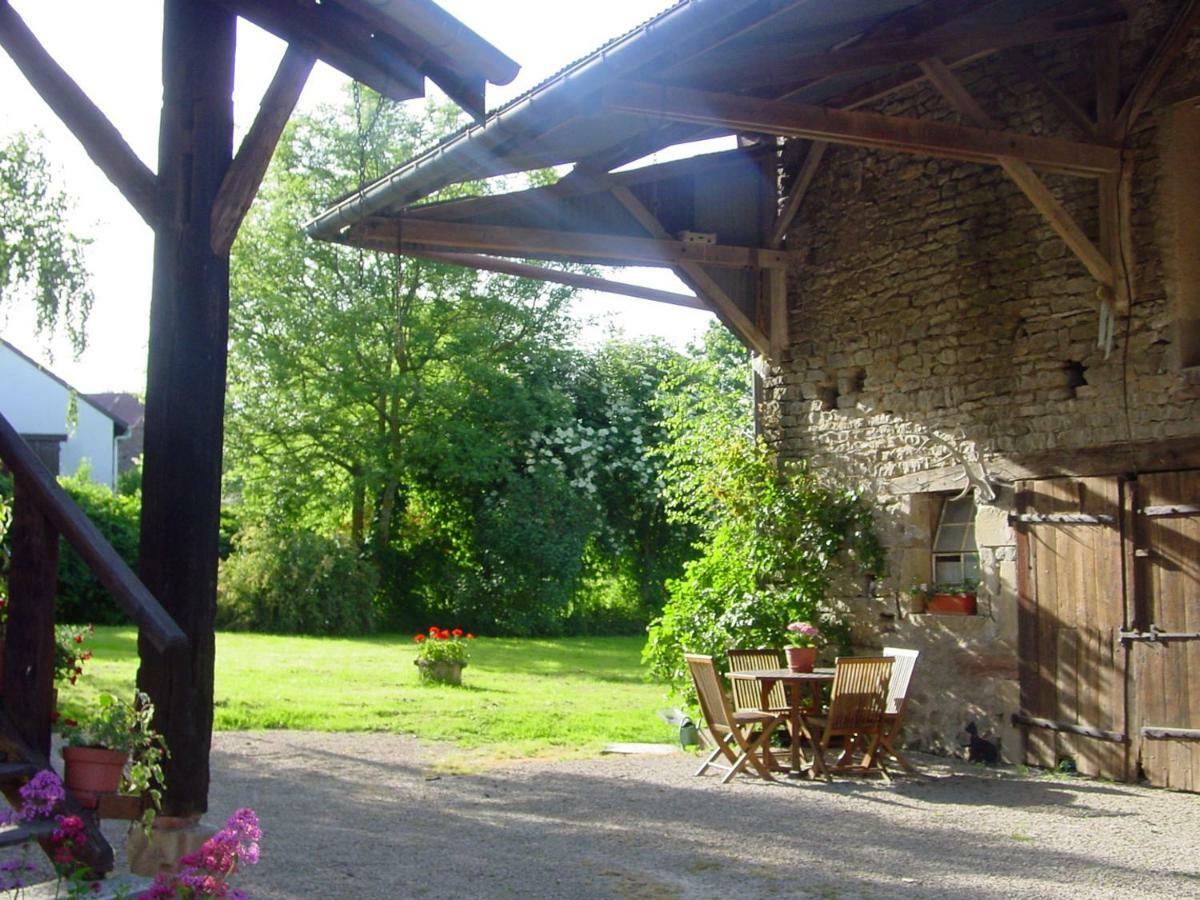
932, 495, 979, 586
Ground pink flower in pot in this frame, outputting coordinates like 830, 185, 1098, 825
785, 621, 824, 672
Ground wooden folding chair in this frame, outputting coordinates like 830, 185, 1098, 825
726, 648, 787, 713
811, 656, 894, 780
685, 654, 786, 784
880, 647, 920, 774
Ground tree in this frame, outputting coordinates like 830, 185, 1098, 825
0, 131, 93, 352
226, 92, 592, 632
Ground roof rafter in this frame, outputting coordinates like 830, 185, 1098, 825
919, 58, 1114, 290
602, 80, 1123, 177
343, 217, 796, 271
706, 10, 1125, 91
408, 251, 706, 310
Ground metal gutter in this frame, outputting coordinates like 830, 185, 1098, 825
305, 0, 762, 240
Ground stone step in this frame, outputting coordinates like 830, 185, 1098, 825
0, 761, 40, 784
0, 819, 55, 849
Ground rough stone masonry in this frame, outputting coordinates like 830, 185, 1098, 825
760, 0, 1200, 762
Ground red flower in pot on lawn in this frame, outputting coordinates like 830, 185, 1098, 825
413, 627, 474, 685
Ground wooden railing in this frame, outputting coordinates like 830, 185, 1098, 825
0, 410, 186, 874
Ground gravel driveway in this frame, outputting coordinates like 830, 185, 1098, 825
168, 732, 1200, 899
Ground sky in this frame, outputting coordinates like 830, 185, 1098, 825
0, 0, 716, 393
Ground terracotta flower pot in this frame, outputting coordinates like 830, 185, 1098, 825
63, 746, 128, 808
785, 646, 817, 672
926, 592, 977, 615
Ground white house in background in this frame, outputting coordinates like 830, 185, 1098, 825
0, 338, 129, 490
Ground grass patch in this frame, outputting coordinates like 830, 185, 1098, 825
58, 628, 676, 763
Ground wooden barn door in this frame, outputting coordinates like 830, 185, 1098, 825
1131, 471, 1200, 791
1015, 477, 1129, 780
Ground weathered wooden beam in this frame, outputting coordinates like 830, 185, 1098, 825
409, 251, 707, 310
1094, 28, 1132, 312
211, 46, 315, 255
211, 0, 425, 101
607, 183, 770, 358
1140, 504, 1200, 518
602, 81, 1122, 177
1009, 512, 1116, 525
3, 478, 57, 759
1012, 713, 1127, 744
1113, 0, 1200, 137
1141, 727, 1200, 741
770, 141, 827, 248
137, 0, 236, 821
1009, 49, 1098, 138
717, 11, 1125, 91
0, 1, 158, 226
767, 267, 788, 360
345, 216, 795, 270
920, 59, 1114, 289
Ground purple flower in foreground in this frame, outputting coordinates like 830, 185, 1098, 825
17, 770, 66, 820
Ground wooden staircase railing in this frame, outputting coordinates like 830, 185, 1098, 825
0, 410, 187, 875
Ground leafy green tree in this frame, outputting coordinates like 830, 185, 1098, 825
0, 132, 93, 351
644, 324, 885, 697
226, 93, 592, 632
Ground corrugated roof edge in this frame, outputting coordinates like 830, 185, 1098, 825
305, 0, 757, 240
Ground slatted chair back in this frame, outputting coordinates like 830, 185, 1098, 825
882, 647, 919, 715
826, 656, 893, 733
726, 648, 787, 711
685, 654, 735, 738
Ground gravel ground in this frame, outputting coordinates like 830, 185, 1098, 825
13, 732, 1200, 899
199, 732, 1200, 899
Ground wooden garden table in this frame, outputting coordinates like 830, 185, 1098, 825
729, 667, 834, 777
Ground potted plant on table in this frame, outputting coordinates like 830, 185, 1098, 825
58, 691, 167, 830
784, 621, 825, 672
413, 627, 473, 685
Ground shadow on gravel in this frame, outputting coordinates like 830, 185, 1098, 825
187, 740, 1199, 899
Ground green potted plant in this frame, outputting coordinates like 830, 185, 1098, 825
59, 691, 167, 829
784, 621, 824, 672
413, 627, 473, 685
926, 580, 978, 615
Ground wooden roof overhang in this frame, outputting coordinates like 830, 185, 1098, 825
308, 0, 1200, 363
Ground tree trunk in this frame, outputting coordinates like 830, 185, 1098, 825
136, 0, 236, 818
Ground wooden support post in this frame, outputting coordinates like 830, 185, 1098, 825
919, 58, 1115, 292
768, 267, 788, 361
136, 0, 236, 819
2, 479, 57, 758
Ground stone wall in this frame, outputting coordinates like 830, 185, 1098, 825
761, 1, 1200, 762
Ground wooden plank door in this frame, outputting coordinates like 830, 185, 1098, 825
1015, 476, 1128, 780
1133, 471, 1200, 791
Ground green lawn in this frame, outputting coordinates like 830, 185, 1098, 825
59, 628, 676, 766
